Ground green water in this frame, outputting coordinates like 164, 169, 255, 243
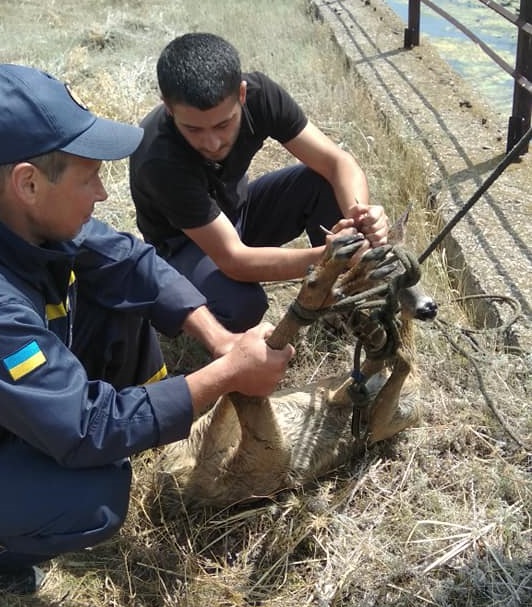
386, 0, 520, 115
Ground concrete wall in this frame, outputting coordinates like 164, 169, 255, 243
312, 0, 531, 353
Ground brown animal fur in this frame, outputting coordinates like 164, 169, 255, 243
155, 214, 435, 508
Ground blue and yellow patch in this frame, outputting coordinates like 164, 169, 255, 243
2, 340, 47, 381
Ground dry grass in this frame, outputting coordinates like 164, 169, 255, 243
1, 0, 530, 606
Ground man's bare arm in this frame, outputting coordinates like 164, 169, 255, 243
184, 213, 326, 283
284, 121, 388, 246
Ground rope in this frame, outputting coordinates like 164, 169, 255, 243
447, 294, 522, 335
434, 316, 529, 451
349, 341, 370, 442
288, 300, 324, 325
410, 128, 531, 448
432, 293, 528, 449
418, 124, 532, 264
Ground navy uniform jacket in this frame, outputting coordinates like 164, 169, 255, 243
0, 218, 207, 467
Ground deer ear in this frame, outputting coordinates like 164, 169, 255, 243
388, 205, 412, 245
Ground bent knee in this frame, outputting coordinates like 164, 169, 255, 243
212, 283, 268, 332
0, 461, 131, 560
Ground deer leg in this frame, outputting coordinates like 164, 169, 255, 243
366, 348, 419, 444
229, 234, 366, 431
265, 233, 367, 350
215, 233, 367, 499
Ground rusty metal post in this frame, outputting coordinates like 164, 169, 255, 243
404, 0, 421, 48
507, 0, 532, 153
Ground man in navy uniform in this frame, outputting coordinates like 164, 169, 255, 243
0, 64, 294, 594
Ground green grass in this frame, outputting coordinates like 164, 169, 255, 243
1, 1, 530, 605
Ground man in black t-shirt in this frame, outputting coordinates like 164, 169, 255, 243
130, 33, 388, 332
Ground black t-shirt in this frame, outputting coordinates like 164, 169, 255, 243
129, 71, 308, 255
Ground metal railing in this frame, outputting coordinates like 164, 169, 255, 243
403, 0, 532, 154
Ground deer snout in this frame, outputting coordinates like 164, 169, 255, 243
414, 298, 438, 320
398, 286, 438, 321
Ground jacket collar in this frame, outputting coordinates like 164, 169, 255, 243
0, 219, 83, 283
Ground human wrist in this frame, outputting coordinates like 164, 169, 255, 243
187, 355, 237, 416
183, 306, 233, 356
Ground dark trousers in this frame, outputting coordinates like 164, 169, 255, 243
167, 165, 342, 332
0, 301, 165, 571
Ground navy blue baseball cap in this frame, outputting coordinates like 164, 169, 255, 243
0, 64, 144, 164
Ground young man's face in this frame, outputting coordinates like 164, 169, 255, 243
28, 155, 107, 244
168, 82, 246, 163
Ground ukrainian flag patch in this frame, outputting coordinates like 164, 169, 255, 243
3, 340, 47, 381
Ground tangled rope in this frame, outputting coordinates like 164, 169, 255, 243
434, 294, 529, 451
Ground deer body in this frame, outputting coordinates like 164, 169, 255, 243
156, 216, 436, 508
158, 358, 418, 507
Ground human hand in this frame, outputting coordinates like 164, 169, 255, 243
211, 330, 241, 359
351, 204, 389, 247
225, 322, 295, 396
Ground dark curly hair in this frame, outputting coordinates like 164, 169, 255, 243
157, 33, 242, 109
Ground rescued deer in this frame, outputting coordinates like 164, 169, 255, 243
155, 211, 437, 508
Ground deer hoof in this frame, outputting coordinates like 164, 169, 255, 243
331, 233, 366, 259
361, 245, 392, 263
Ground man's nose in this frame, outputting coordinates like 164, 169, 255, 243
94, 177, 108, 203
201, 131, 222, 153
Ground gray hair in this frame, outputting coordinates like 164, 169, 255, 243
0, 150, 70, 194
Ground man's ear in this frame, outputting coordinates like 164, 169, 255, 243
239, 80, 247, 105
10, 163, 40, 203
161, 97, 174, 117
